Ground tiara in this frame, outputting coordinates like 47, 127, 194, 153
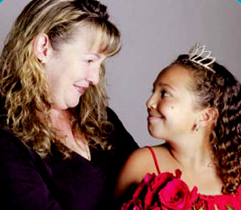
188, 43, 216, 73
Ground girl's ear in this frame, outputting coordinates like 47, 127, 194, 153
198, 107, 218, 128
33, 34, 51, 63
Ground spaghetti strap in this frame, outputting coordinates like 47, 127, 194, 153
146, 146, 161, 175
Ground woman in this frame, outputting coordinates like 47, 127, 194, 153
0, 0, 138, 209
116, 44, 241, 209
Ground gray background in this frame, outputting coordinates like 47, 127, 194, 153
1, 0, 241, 147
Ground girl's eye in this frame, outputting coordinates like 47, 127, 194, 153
161, 90, 170, 98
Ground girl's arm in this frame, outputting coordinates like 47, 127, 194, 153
115, 148, 152, 202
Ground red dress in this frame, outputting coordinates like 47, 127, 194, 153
122, 147, 241, 210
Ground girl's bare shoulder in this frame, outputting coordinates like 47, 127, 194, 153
115, 143, 171, 198
124, 144, 170, 177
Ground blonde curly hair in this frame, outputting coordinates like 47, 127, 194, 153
0, 0, 121, 158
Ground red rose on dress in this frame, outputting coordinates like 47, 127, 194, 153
133, 173, 156, 199
121, 199, 144, 210
144, 171, 177, 208
158, 177, 198, 210
122, 169, 198, 210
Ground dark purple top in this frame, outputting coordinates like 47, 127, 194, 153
0, 108, 138, 210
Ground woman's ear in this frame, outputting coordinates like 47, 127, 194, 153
33, 34, 51, 63
198, 107, 218, 128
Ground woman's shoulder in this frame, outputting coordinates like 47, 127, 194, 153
0, 126, 15, 138
106, 107, 120, 123
0, 127, 25, 150
0, 126, 40, 174
106, 107, 139, 154
0, 127, 31, 152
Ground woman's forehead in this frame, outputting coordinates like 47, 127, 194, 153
71, 25, 112, 54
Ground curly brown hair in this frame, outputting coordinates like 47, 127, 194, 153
0, 0, 121, 158
172, 54, 241, 194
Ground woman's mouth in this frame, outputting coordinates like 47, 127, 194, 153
73, 84, 88, 95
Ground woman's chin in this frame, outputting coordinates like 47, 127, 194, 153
51, 101, 79, 110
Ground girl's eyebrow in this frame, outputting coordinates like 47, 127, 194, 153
153, 82, 176, 91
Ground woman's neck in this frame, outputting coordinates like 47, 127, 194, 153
49, 108, 91, 160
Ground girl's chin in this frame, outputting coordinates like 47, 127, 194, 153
148, 130, 165, 140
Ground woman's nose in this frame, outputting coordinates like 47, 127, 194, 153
86, 65, 100, 85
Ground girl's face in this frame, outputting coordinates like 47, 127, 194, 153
146, 65, 201, 140
44, 27, 107, 110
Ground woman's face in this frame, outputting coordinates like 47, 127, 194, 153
146, 65, 201, 140
44, 27, 107, 110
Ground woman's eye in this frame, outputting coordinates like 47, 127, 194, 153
86, 59, 94, 63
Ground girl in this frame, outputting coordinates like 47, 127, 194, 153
116, 44, 241, 209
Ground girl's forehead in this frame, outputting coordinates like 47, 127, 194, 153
154, 65, 195, 88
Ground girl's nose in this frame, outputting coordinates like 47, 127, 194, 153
146, 94, 157, 109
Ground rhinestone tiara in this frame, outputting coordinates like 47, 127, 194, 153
188, 43, 216, 73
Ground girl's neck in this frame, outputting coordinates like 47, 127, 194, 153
166, 138, 214, 170
164, 143, 221, 195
